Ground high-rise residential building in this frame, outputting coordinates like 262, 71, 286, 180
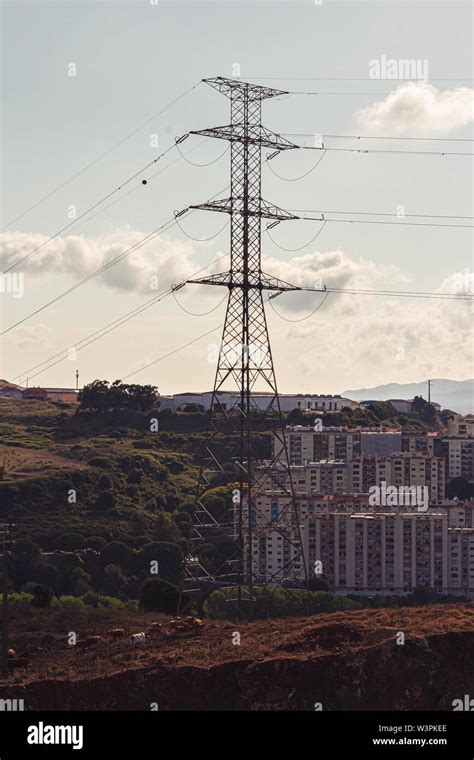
443, 436, 474, 481
301, 511, 448, 594
280, 426, 402, 465
447, 414, 474, 436
261, 451, 446, 501
241, 488, 474, 594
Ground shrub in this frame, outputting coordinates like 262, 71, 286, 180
57, 595, 86, 609
95, 490, 116, 509
55, 532, 84, 551
98, 473, 113, 490
100, 541, 133, 568
139, 577, 179, 613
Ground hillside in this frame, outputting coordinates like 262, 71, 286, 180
0, 396, 452, 609
1, 604, 473, 710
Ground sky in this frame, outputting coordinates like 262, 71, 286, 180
0, 0, 473, 396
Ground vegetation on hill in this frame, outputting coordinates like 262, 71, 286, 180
0, 387, 456, 615
287, 396, 450, 431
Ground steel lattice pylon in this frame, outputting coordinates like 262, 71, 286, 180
178, 77, 309, 619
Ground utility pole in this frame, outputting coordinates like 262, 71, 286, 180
179, 78, 309, 618
428, 379, 431, 404
1, 524, 11, 676
75, 369, 79, 390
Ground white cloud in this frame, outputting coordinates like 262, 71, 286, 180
262, 249, 408, 310
13, 324, 50, 349
2, 228, 472, 389
356, 83, 474, 135
274, 272, 474, 389
0, 228, 209, 295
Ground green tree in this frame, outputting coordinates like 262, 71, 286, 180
78, 379, 113, 413
367, 401, 396, 421
139, 577, 179, 613
32, 584, 53, 608
101, 564, 127, 597
100, 541, 133, 569
138, 541, 183, 583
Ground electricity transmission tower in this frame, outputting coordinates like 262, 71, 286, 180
179, 77, 309, 618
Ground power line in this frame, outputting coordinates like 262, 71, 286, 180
289, 90, 474, 97
12, 291, 173, 382
0, 215, 182, 336
248, 76, 474, 82
266, 219, 327, 252
265, 148, 328, 181
289, 209, 474, 220
175, 140, 230, 167
1, 141, 181, 274
16, 279, 472, 390
175, 215, 229, 242
120, 327, 221, 381
298, 145, 473, 156
301, 286, 473, 301
295, 216, 473, 229
284, 132, 474, 142
9, 136, 211, 250
1, 173, 231, 337
1, 82, 199, 231
269, 291, 331, 322
11, 252, 230, 382
172, 288, 228, 316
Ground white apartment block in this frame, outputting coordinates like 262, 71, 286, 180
280, 426, 402, 465
259, 451, 446, 501
351, 453, 445, 501
301, 512, 449, 594
448, 528, 474, 592
240, 491, 474, 594
170, 392, 358, 413
444, 436, 474, 480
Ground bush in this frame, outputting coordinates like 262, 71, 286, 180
100, 541, 132, 568
88, 456, 111, 468
98, 474, 113, 490
139, 577, 179, 613
138, 541, 183, 583
88, 536, 107, 551
57, 595, 86, 609
80, 591, 124, 609
95, 490, 117, 509
204, 587, 363, 620
55, 532, 84, 551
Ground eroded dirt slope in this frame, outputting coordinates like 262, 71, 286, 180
2, 604, 473, 710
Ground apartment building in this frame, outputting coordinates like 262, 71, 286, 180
281, 426, 402, 466
447, 414, 474, 436
351, 453, 445, 501
448, 528, 474, 592
401, 431, 440, 455
170, 391, 358, 413
443, 436, 474, 481
301, 511, 448, 593
241, 492, 474, 593
261, 451, 446, 500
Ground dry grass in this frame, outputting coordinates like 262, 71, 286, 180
2, 603, 473, 687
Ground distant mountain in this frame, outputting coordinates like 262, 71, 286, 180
342, 379, 474, 414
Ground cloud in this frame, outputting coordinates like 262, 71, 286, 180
261, 249, 408, 310
1, 230, 406, 310
13, 324, 50, 349
274, 271, 474, 389
2, 227, 472, 389
0, 228, 209, 295
356, 83, 474, 135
